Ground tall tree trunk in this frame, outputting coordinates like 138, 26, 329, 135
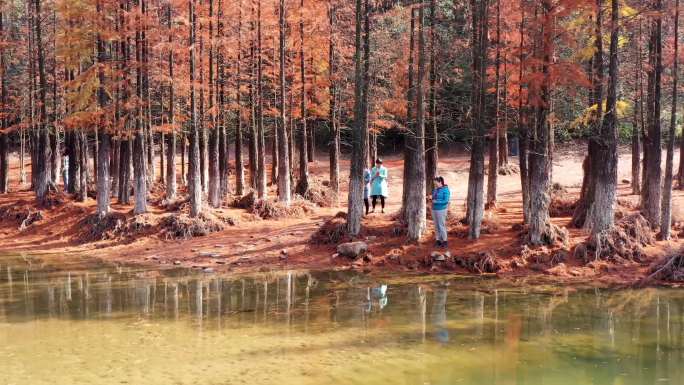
0, 134, 6, 193
33, 0, 51, 206
199, 9, 208, 195
271, 35, 279, 187
96, 0, 111, 217
425, 0, 438, 194
328, 1, 339, 204
189, 0, 202, 216
661, 0, 678, 240
133, 0, 147, 214
166, 1, 177, 200
79, 131, 88, 201
487, 0, 501, 208
632, 21, 643, 196
255, 0, 267, 199
208, 0, 221, 207
217, 0, 229, 197
235, 0, 245, 196
0, 10, 7, 194
517, 0, 530, 224
527, 0, 553, 245
346, 0, 367, 236
401, 8, 417, 220
118, 139, 131, 203
573, 0, 604, 228
295, 0, 309, 195
466, 0, 489, 239
406, 5, 427, 242
642, 0, 663, 228
50, 9, 59, 187
278, 0, 291, 204
362, 2, 371, 166
587, 0, 619, 236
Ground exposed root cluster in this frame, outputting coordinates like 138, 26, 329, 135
480, 212, 502, 234
519, 222, 570, 247
252, 198, 315, 219
77, 213, 129, 242
303, 178, 337, 207
232, 191, 257, 209
454, 251, 501, 274
644, 254, 684, 283
310, 212, 349, 245
0, 205, 44, 230
160, 211, 233, 240
498, 163, 520, 175
584, 213, 654, 263
549, 184, 577, 218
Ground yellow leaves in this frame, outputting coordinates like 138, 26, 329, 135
570, 100, 633, 130
621, 1, 638, 18
578, 43, 597, 61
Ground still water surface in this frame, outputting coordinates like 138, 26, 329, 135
0, 256, 683, 385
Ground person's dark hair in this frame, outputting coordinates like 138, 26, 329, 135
376, 158, 383, 164
434, 176, 446, 186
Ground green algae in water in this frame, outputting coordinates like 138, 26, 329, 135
0, 264, 683, 385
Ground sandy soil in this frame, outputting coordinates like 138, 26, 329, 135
1, 144, 683, 286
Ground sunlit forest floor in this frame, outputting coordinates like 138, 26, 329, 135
1, 143, 683, 286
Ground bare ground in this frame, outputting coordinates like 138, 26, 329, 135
1, 144, 684, 287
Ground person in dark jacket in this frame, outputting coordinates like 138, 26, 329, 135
431, 176, 451, 248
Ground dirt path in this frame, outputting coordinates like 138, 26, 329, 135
1, 145, 683, 286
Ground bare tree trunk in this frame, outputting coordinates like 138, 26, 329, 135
118, 139, 131, 203
406, 5, 427, 242
96, 0, 110, 217
0, 10, 8, 193
0, 134, 8, 193
217, 0, 229, 197
466, 0, 488, 239
33, 0, 51, 206
573, 0, 604, 228
208, 0, 221, 207
235, 0, 245, 196
499, 56, 509, 169
189, 0, 202, 216
346, 0, 367, 236
79, 131, 88, 201
632, 22, 642, 196
527, 1, 553, 245
199, 11, 208, 195
642, 0, 663, 228
255, 0, 267, 199
661, 0, 678, 240
401, 8, 416, 220
133, 0, 147, 215
517, 0, 529, 224
295, 0, 309, 195
328, 1, 339, 204
425, 0, 438, 194
487, 0, 501, 209
166, 1, 177, 200
278, 0, 291, 204
587, 0, 619, 236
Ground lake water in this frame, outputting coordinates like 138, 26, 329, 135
0, 256, 683, 385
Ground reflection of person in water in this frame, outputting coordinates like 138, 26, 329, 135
432, 288, 449, 343
365, 285, 388, 312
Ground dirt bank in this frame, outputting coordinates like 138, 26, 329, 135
1, 145, 683, 287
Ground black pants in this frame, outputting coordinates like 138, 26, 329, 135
372, 195, 385, 211
364, 198, 370, 215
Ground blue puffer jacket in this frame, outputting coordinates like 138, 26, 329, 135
432, 186, 451, 211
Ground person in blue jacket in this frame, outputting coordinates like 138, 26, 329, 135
431, 176, 451, 248
370, 158, 389, 213
363, 167, 372, 215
